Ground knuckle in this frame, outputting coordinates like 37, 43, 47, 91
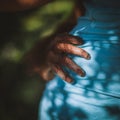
67, 44, 72, 50
62, 56, 68, 63
56, 43, 64, 50
54, 65, 59, 73
81, 49, 87, 55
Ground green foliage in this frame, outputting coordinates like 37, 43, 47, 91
0, 1, 75, 120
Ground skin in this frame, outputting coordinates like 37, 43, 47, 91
0, 0, 91, 83
0, 0, 53, 12
45, 33, 91, 83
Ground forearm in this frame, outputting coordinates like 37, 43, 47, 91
0, 0, 53, 12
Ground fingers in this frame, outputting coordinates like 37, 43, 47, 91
48, 52, 73, 83
51, 64, 73, 83
34, 65, 55, 81
65, 34, 84, 45
46, 34, 91, 83
47, 51, 86, 83
55, 33, 84, 45
61, 56, 86, 77
40, 67, 55, 81
55, 43, 91, 59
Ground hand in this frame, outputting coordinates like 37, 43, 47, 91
45, 33, 91, 83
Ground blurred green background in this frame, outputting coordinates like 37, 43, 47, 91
0, 1, 75, 120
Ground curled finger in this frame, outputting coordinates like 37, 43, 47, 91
55, 43, 91, 59
56, 33, 84, 45
61, 56, 86, 77
51, 64, 73, 83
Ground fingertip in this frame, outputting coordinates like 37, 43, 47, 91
81, 71, 86, 77
86, 53, 91, 60
67, 78, 73, 83
75, 36, 84, 44
64, 76, 73, 83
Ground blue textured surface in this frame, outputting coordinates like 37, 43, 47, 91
39, 0, 120, 119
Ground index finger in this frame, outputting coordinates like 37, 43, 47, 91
55, 43, 91, 59
55, 34, 84, 45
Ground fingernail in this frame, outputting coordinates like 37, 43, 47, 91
66, 77, 73, 83
68, 79, 73, 83
81, 71, 86, 77
86, 54, 91, 60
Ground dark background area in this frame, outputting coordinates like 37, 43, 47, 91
0, 1, 75, 120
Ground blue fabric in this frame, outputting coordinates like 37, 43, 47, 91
39, 0, 120, 120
